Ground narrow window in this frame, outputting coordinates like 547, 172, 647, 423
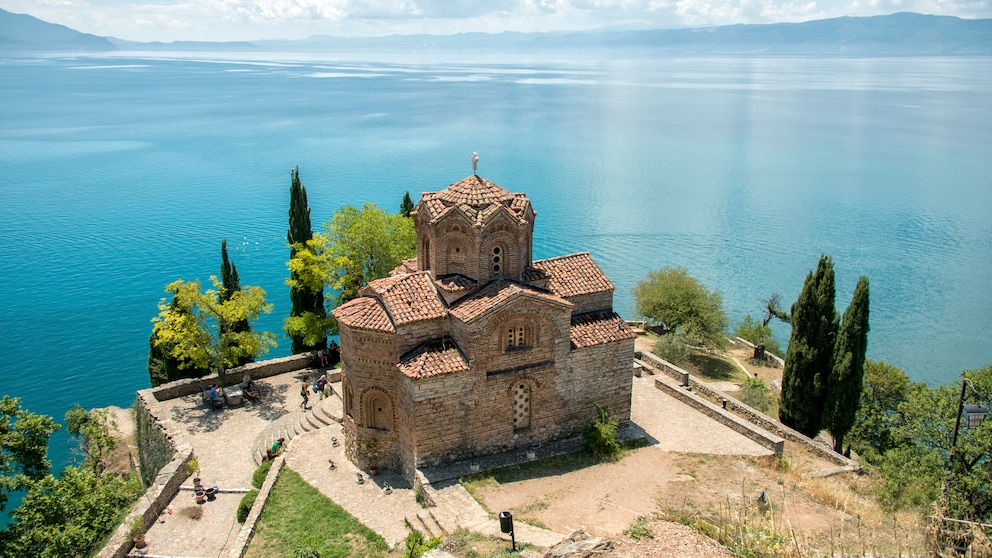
492, 246, 502, 274
506, 325, 528, 349
513, 383, 531, 429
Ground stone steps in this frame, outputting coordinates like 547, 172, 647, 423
251, 383, 343, 466
405, 509, 445, 539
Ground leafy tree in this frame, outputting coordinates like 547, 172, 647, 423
151, 277, 277, 376
0, 396, 59, 512
65, 406, 118, 475
321, 203, 416, 303
734, 314, 782, 356
633, 267, 728, 348
147, 293, 210, 387
400, 191, 415, 217
823, 276, 870, 453
779, 254, 838, 438
651, 332, 691, 365
285, 236, 338, 347
847, 359, 911, 464
892, 366, 992, 521
287, 166, 326, 353
0, 465, 142, 557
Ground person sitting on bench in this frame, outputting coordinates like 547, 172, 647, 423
239, 373, 260, 398
209, 383, 223, 403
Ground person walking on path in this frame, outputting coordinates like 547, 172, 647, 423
300, 378, 310, 410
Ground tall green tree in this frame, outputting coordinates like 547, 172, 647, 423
779, 254, 838, 438
400, 191, 415, 217
847, 359, 911, 464
151, 277, 276, 376
287, 166, 326, 353
823, 276, 870, 453
322, 203, 417, 303
0, 396, 59, 512
633, 266, 728, 348
221, 239, 254, 367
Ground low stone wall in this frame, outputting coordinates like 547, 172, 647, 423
226, 455, 285, 558
730, 336, 785, 368
150, 353, 314, 401
636, 351, 859, 469
96, 390, 194, 558
646, 368, 785, 455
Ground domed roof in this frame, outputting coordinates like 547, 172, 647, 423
419, 175, 531, 226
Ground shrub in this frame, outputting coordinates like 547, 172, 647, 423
652, 333, 691, 365
734, 314, 782, 357
252, 459, 273, 489
739, 376, 772, 412
583, 403, 621, 459
237, 489, 259, 524
294, 547, 320, 558
624, 515, 654, 539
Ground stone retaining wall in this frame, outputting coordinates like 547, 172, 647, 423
98, 353, 313, 558
150, 353, 314, 401
636, 351, 859, 469
97, 390, 194, 558
226, 455, 285, 558
730, 336, 785, 368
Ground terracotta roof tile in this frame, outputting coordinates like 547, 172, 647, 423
332, 297, 395, 333
390, 257, 419, 276
363, 272, 447, 326
419, 175, 531, 226
570, 312, 637, 349
449, 279, 571, 323
398, 338, 470, 379
435, 274, 477, 293
532, 252, 615, 299
521, 266, 548, 283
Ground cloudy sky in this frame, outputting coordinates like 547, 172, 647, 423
3, 0, 989, 42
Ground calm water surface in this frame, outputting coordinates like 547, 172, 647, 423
1, 52, 990, 473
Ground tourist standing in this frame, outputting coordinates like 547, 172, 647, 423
300, 378, 310, 410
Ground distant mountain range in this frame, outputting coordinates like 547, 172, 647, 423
2, 8, 990, 55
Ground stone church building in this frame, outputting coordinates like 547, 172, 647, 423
332, 173, 636, 478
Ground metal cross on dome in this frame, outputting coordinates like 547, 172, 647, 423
472, 152, 479, 174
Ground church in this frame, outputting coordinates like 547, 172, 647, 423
332, 167, 636, 478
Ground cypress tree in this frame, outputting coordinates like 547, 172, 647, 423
400, 191, 415, 217
220, 239, 254, 366
823, 276, 870, 453
779, 254, 838, 438
287, 167, 326, 353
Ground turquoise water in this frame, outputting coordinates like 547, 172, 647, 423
1, 52, 990, 474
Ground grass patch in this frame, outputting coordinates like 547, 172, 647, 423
685, 352, 743, 381
245, 468, 388, 558
438, 529, 531, 558
624, 515, 654, 539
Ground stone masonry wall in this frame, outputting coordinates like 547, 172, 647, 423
150, 353, 312, 401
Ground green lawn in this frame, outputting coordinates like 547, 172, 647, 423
245, 467, 389, 558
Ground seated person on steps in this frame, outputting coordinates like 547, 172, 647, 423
266, 437, 286, 460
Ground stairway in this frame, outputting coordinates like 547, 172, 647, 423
252, 383, 344, 465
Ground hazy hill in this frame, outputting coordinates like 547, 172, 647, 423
0, 8, 114, 50
1, 9, 990, 55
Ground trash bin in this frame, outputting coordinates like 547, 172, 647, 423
499, 511, 513, 534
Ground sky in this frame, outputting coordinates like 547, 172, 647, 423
2, 0, 990, 42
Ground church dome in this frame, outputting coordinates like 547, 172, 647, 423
419, 175, 530, 226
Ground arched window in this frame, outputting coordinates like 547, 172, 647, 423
513, 383, 531, 429
492, 245, 502, 274
506, 325, 528, 349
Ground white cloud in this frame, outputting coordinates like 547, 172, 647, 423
3, 0, 989, 41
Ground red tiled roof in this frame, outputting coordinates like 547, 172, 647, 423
398, 339, 470, 379
390, 257, 418, 276
449, 279, 571, 323
332, 297, 395, 333
532, 252, 615, 299
418, 175, 531, 226
363, 272, 447, 326
435, 274, 477, 293
521, 266, 548, 283
570, 312, 637, 349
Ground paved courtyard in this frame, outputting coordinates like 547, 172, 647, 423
134, 367, 772, 557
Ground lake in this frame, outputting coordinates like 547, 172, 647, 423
1, 51, 990, 474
